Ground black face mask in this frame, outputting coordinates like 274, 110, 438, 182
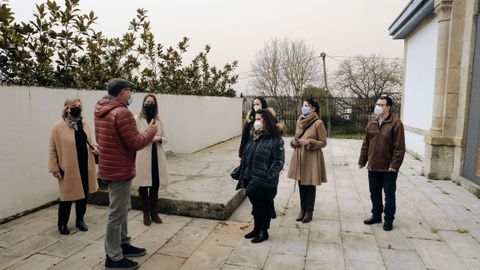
144, 103, 156, 118
70, 107, 82, 118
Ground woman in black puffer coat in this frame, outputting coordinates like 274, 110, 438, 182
239, 108, 285, 243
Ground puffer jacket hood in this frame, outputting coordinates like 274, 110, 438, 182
94, 95, 157, 181
94, 96, 125, 118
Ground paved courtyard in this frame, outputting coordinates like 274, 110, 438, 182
1, 138, 480, 269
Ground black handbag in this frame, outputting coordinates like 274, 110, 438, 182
230, 164, 242, 180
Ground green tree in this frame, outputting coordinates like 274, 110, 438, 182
0, 0, 238, 97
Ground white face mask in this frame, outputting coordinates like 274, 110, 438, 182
127, 94, 133, 106
253, 120, 263, 130
253, 105, 261, 112
374, 105, 383, 116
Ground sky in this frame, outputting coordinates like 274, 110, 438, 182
9, 0, 410, 94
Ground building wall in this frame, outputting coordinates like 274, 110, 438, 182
402, 17, 438, 158
0, 86, 242, 220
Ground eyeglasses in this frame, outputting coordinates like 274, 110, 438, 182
375, 103, 387, 107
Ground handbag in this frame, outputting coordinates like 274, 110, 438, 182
230, 164, 242, 180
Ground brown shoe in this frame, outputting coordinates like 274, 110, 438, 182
296, 210, 305, 222
302, 211, 313, 223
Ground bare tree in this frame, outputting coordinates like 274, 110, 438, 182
332, 54, 403, 113
282, 39, 320, 97
250, 37, 321, 97
250, 38, 287, 98
333, 54, 402, 99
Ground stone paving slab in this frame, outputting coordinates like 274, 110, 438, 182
88, 139, 245, 220
2, 138, 480, 270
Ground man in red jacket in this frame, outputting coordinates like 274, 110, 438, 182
358, 95, 405, 232
95, 78, 157, 270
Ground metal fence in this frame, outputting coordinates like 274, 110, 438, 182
242, 96, 401, 139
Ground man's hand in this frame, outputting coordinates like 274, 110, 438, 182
93, 145, 99, 155
388, 167, 397, 172
52, 171, 63, 179
152, 135, 162, 142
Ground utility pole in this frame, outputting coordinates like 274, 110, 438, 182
320, 52, 332, 137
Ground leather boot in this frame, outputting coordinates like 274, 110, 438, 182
138, 188, 151, 226
149, 188, 162, 224
302, 211, 313, 223
296, 210, 305, 222
251, 230, 269, 243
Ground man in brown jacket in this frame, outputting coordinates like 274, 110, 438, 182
95, 78, 157, 270
358, 95, 405, 231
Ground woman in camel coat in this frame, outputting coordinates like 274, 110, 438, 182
48, 98, 99, 235
133, 94, 169, 226
287, 98, 327, 223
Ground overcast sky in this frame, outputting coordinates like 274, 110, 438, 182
10, 0, 409, 93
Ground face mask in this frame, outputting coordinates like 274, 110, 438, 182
253, 105, 261, 112
127, 94, 133, 106
144, 103, 156, 118
69, 107, 81, 118
301, 106, 310, 116
253, 120, 263, 130
374, 105, 383, 116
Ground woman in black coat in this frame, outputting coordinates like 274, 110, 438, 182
239, 97, 268, 158
239, 109, 285, 243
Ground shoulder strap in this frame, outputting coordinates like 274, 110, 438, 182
296, 119, 319, 139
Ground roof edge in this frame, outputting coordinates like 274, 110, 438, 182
388, 0, 435, 39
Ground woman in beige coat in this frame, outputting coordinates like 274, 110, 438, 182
287, 98, 327, 223
48, 98, 99, 235
133, 94, 169, 226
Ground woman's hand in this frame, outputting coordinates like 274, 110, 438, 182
298, 139, 309, 146
152, 135, 162, 142
292, 138, 300, 146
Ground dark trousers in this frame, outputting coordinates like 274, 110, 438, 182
299, 183, 316, 212
248, 195, 273, 232
58, 195, 88, 225
368, 171, 398, 222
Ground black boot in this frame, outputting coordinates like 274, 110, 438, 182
244, 229, 259, 239
251, 230, 269, 243
149, 187, 162, 224
58, 224, 70, 235
363, 216, 382, 225
383, 220, 393, 231
138, 188, 151, 226
76, 220, 88, 231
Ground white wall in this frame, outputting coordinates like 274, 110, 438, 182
403, 18, 438, 157
405, 131, 426, 158
0, 86, 242, 220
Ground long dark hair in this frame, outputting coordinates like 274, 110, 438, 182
304, 98, 320, 115
139, 94, 159, 120
249, 96, 268, 120
256, 109, 280, 137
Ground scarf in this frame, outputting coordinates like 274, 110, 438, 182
294, 112, 320, 138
